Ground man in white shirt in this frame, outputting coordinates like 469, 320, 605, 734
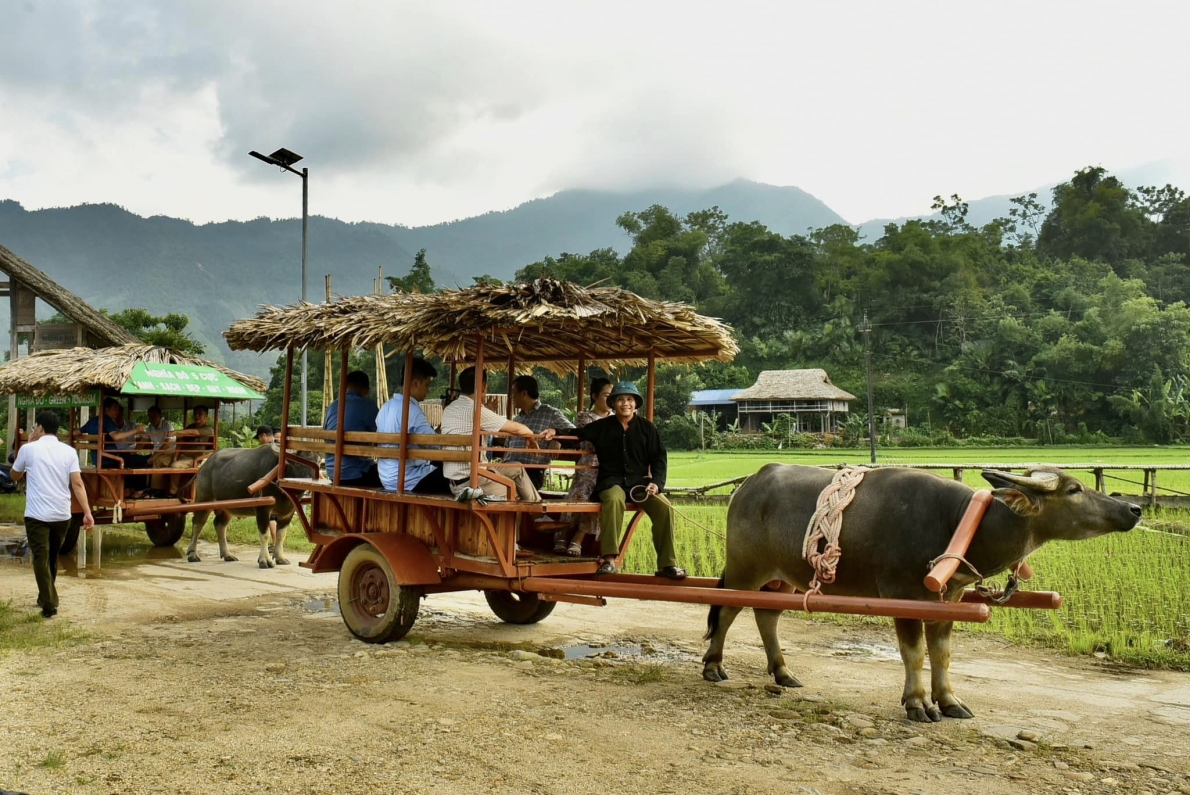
376, 357, 452, 494
439, 367, 552, 501
12, 410, 95, 618
144, 405, 176, 464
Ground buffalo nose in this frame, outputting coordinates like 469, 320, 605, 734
1129, 504, 1142, 519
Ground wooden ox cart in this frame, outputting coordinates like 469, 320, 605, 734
224, 279, 1059, 643
0, 343, 274, 555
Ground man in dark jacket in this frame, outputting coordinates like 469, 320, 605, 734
572, 382, 685, 579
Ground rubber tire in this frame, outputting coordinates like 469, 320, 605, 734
145, 514, 186, 547
338, 544, 421, 644
59, 514, 83, 556
483, 590, 557, 624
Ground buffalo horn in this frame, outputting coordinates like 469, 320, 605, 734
990, 469, 1060, 492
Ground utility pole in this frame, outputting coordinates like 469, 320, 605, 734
864, 309, 877, 464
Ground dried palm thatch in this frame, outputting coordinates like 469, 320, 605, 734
732, 370, 857, 402
0, 242, 139, 347
225, 278, 738, 372
0, 344, 268, 397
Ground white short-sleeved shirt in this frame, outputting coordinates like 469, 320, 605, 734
145, 420, 175, 450
12, 435, 81, 522
439, 395, 507, 482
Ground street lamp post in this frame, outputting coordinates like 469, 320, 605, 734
249, 147, 309, 427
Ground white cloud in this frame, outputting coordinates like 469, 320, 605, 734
1, 0, 1188, 226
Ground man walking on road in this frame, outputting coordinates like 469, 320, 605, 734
12, 410, 95, 618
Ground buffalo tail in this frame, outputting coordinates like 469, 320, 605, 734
702, 574, 726, 640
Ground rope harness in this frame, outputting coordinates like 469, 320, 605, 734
628, 485, 726, 541
801, 466, 869, 607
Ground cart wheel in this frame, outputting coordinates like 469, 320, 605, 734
483, 591, 557, 624
338, 544, 421, 644
145, 514, 186, 547
59, 514, 83, 556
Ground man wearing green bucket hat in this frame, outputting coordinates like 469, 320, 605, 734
572, 381, 686, 579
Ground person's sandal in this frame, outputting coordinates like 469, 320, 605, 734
596, 560, 618, 575
566, 540, 583, 557
553, 537, 568, 555
655, 566, 688, 580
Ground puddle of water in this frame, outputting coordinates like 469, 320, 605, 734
2, 532, 182, 574
562, 644, 641, 660
304, 595, 341, 614
828, 640, 902, 662
2, 536, 30, 563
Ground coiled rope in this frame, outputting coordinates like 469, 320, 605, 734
801, 466, 869, 601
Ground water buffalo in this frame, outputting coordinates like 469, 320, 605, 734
185, 445, 305, 568
702, 465, 1141, 722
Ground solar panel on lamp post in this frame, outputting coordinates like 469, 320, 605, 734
249, 148, 310, 428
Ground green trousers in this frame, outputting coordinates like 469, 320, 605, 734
25, 517, 69, 612
598, 485, 677, 568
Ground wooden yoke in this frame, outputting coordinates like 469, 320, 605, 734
925, 489, 993, 593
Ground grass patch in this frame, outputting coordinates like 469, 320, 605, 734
622, 501, 1190, 671
38, 750, 66, 770
610, 661, 668, 684
0, 600, 85, 653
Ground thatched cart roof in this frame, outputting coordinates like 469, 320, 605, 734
732, 370, 856, 402
0, 243, 140, 347
0, 344, 268, 397
225, 278, 738, 371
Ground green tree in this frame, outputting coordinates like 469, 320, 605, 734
105, 308, 205, 354
1038, 167, 1152, 268
388, 248, 437, 293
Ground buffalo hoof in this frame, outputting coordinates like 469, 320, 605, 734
774, 672, 803, 688
258, 559, 274, 570
905, 704, 943, 723
941, 703, 974, 719
702, 664, 728, 683
274, 557, 291, 566
186, 552, 201, 563
222, 554, 238, 562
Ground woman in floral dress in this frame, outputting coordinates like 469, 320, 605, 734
556, 378, 613, 556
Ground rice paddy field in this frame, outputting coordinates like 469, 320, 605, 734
622, 446, 1190, 671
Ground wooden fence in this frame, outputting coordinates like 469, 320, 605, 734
657, 463, 1190, 509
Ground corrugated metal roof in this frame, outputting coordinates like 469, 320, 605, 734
689, 388, 742, 406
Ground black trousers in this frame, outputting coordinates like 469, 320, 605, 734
25, 516, 70, 611
338, 466, 382, 488
526, 467, 545, 491
411, 465, 452, 495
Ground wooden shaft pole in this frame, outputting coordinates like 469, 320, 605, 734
278, 348, 294, 478
925, 489, 994, 593
397, 350, 414, 496
469, 337, 485, 490
645, 349, 656, 421
332, 348, 349, 486
576, 353, 586, 413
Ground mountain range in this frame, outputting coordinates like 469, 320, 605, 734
1, 162, 1186, 379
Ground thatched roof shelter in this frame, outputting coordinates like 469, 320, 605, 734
0, 243, 139, 347
0, 343, 267, 397
225, 278, 738, 372
732, 370, 856, 402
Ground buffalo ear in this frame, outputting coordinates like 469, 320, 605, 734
992, 487, 1041, 516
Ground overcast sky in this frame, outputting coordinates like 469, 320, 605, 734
1, 0, 1187, 227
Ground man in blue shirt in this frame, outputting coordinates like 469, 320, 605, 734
376, 358, 451, 494
323, 370, 380, 486
80, 397, 146, 467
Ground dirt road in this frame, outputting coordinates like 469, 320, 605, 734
1, 536, 1189, 795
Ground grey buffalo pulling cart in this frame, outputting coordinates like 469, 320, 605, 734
224, 279, 1060, 643
0, 344, 273, 558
